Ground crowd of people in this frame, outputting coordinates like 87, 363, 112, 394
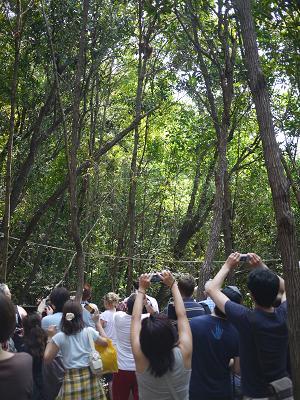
0, 252, 293, 400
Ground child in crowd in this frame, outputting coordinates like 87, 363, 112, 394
23, 313, 47, 400
44, 300, 108, 400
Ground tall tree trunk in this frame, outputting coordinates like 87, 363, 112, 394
185, 2, 236, 297
222, 170, 234, 257
6, 108, 155, 273
233, 1, 300, 397
280, 153, 300, 208
69, 0, 90, 301
173, 151, 216, 259
125, 0, 157, 294
126, 0, 147, 295
41, 0, 89, 300
197, 120, 229, 296
0, 1, 22, 282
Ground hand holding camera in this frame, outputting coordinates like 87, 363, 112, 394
150, 274, 162, 283
239, 254, 249, 262
138, 273, 152, 291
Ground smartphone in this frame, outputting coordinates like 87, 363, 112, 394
150, 274, 162, 283
239, 254, 249, 262
84, 303, 95, 314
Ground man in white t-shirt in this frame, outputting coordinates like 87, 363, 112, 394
113, 294, 147, 400
124, 281, 159, 313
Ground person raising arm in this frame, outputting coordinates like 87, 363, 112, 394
131, 270, 192, 400
206, 252, 286, 314
206, 252, 290, 400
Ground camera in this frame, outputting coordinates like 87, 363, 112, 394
239, 254, 249, 262
84, 303, 95, 314
150, 274, 162, 283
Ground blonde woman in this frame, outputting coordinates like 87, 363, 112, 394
100, 292, 119, 345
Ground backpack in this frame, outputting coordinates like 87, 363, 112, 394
199, 302, 211, 315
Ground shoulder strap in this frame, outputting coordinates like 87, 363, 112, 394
199, 302, 211, 315
86, 328, 96, 352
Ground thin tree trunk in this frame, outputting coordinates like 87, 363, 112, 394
68, 0, 90, 301
233, 1, 300, 397
41, 0, 88, 300
222, 170, 234, 256
0, 1, 22, 282
280, 153, 300, 208
20, 198, 63, 303
6, 108, 155, 273
198, 121, 229, 296
173, 150, 216, 259
183, 2, 235, 297
126, 0, 146, 295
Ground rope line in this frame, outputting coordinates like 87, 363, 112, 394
6, 235, 281, 265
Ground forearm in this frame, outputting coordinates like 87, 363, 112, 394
172, 282, 187, 320
144, 302, 156, 315
44, 342, 58, 364
131, 291, 144, 344
96, 336, 108, 347
95, 321, 107, 337
132, 290, 144, 320
208, 263, 231, 292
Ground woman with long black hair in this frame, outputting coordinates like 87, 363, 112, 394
130, 271, 192, 400
23, 313, 47, 400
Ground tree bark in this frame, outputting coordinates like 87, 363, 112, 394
280, 153, 300, 208
67, 0, 89, 301
181, 2, 236, 296
0, 1, 22, 282
7, 105, 155, 273
233, 1, 300, 397
126, 1, 157, 294
126, 3, 146, 295
173, 154, 216, 259
222, 170, 234, 257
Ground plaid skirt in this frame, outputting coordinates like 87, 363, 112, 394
56, 367, 106, 400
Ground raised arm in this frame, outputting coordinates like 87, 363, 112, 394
92, 309, 108, 337
130, 274, 150, 372
206, 252, 240, 314
248, 253, 286, 302
160, 270, 192, 369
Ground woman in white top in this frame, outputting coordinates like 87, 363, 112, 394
44, 300, 108, 400
100, 292, 119, 399
130, 271, 192, 400
100, 292, 119, 345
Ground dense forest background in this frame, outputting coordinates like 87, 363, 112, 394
0, 0, 299, 307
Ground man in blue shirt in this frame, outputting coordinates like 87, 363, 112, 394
201, 279, 216, 312
206, 252, 289, 399
167, 274, 209, 321
189, 286, 241, 400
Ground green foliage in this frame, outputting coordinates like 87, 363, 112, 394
0, 0, 298, 305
